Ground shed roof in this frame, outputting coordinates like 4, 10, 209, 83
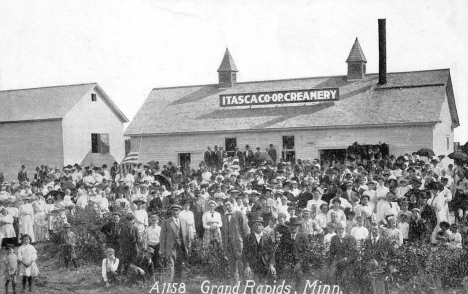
0, 83, 128, 123
125, 69, 458, 136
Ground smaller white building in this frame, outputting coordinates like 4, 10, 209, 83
0, 83, 128, 181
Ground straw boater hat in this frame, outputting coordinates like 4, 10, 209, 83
169, 204, 182, 211
208, 200, 217, 206
63, 223, 71, 228
397, 178, 409, 185
251, 216, 265, 224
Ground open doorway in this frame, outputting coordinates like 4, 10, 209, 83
178, 153, 191, 168
319, 149, 347, 164
225, 138, 237, 158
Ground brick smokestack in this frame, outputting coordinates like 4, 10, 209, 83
378, 19, 387, 85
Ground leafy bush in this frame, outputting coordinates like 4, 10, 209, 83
46, 206, 109, 263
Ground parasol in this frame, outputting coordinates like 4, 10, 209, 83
45, 190, 65, 201
448, 151, 468, 162
154, 175, 171, 188
416, 148, 435, 158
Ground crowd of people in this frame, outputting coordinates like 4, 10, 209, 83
1, 145, 468, 292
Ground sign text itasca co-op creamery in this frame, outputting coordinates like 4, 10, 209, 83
219, 88, 339, 107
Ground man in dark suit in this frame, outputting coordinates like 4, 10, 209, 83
160, 205, 191, 283
276, 217, 310, 286
233, 147, 245, 169
242, 216, 276, 283
244, 145, 254, 169
221, 198, 250, 282
148, 190, 170, 214
204, 146, 213, 171
101, 212, 122, 254
111, 161, 120, 181
329, 221, 358, 285
17, 165, 28, 183
267, 144, 277, 164
119, 214, 140, 275
361, 223, 396, 294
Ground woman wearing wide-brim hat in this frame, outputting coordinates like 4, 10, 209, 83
201, 199, 222, 249
19, 196, 35, 243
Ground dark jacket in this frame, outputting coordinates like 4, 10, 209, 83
243, 232, 276, 272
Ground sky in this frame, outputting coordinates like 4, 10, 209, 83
0, 0, 467, 144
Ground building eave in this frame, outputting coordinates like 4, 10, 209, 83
124, 121, 439, 137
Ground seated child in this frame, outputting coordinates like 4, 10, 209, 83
449, 223, 462, 249
102, 248, 120, 287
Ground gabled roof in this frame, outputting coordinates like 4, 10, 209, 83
217, 48, 238, 72
346, 38, 367, 63
125, 69, 457, 136
0, 83, 128, 123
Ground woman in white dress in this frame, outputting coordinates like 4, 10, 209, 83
17, 234, 39, 292
375, 177, 390, 223
6, 198, 19, 245
202, 200, 222, 249
133, 198, 148, 249
429, 182, 452, 243
179, 200, 196, 240
0, 207, 16, 247
32, 193, 48, 242
18, 196, 35, 243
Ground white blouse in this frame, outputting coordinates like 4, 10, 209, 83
202, 210, 222, 230
102, 258, 120, 282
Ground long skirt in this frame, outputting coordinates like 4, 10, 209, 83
19, 215, 35, 243
34, 212, 48, 242
202, 228, 222, 248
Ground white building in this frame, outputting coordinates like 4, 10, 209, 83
125, 26, 459, 168
0, 83, 128, 181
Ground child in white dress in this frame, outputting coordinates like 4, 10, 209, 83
17, 234, 39, 292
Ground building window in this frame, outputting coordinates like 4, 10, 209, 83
282, 136, 295, 163
225, 138, 237, 157
178, 153, 191, 167
91, 133, 110, 154
447, 136, 449, 150
91, 93, 97, 102
232, 73, 237, 82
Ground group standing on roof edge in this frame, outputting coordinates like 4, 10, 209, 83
0, 145, 467, 293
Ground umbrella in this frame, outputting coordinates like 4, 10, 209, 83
154, 175, 171, 188
448, 151, 468, 162
45, 190, 66, 201
416, 148, 435, 158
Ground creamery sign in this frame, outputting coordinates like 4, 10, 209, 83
219, 88, 339, 107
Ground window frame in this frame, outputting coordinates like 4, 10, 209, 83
91, 133, 110, 154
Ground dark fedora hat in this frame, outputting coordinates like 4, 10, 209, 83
286, 217, 302, 226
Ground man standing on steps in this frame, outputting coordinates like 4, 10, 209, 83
160, 204, 191, 283
221, 198, 250, 283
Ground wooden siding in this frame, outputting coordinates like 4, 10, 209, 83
0, 120, 63, 181
62, 87, 125, 167
433, 93, 454, 156
132, 125, 433, 167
